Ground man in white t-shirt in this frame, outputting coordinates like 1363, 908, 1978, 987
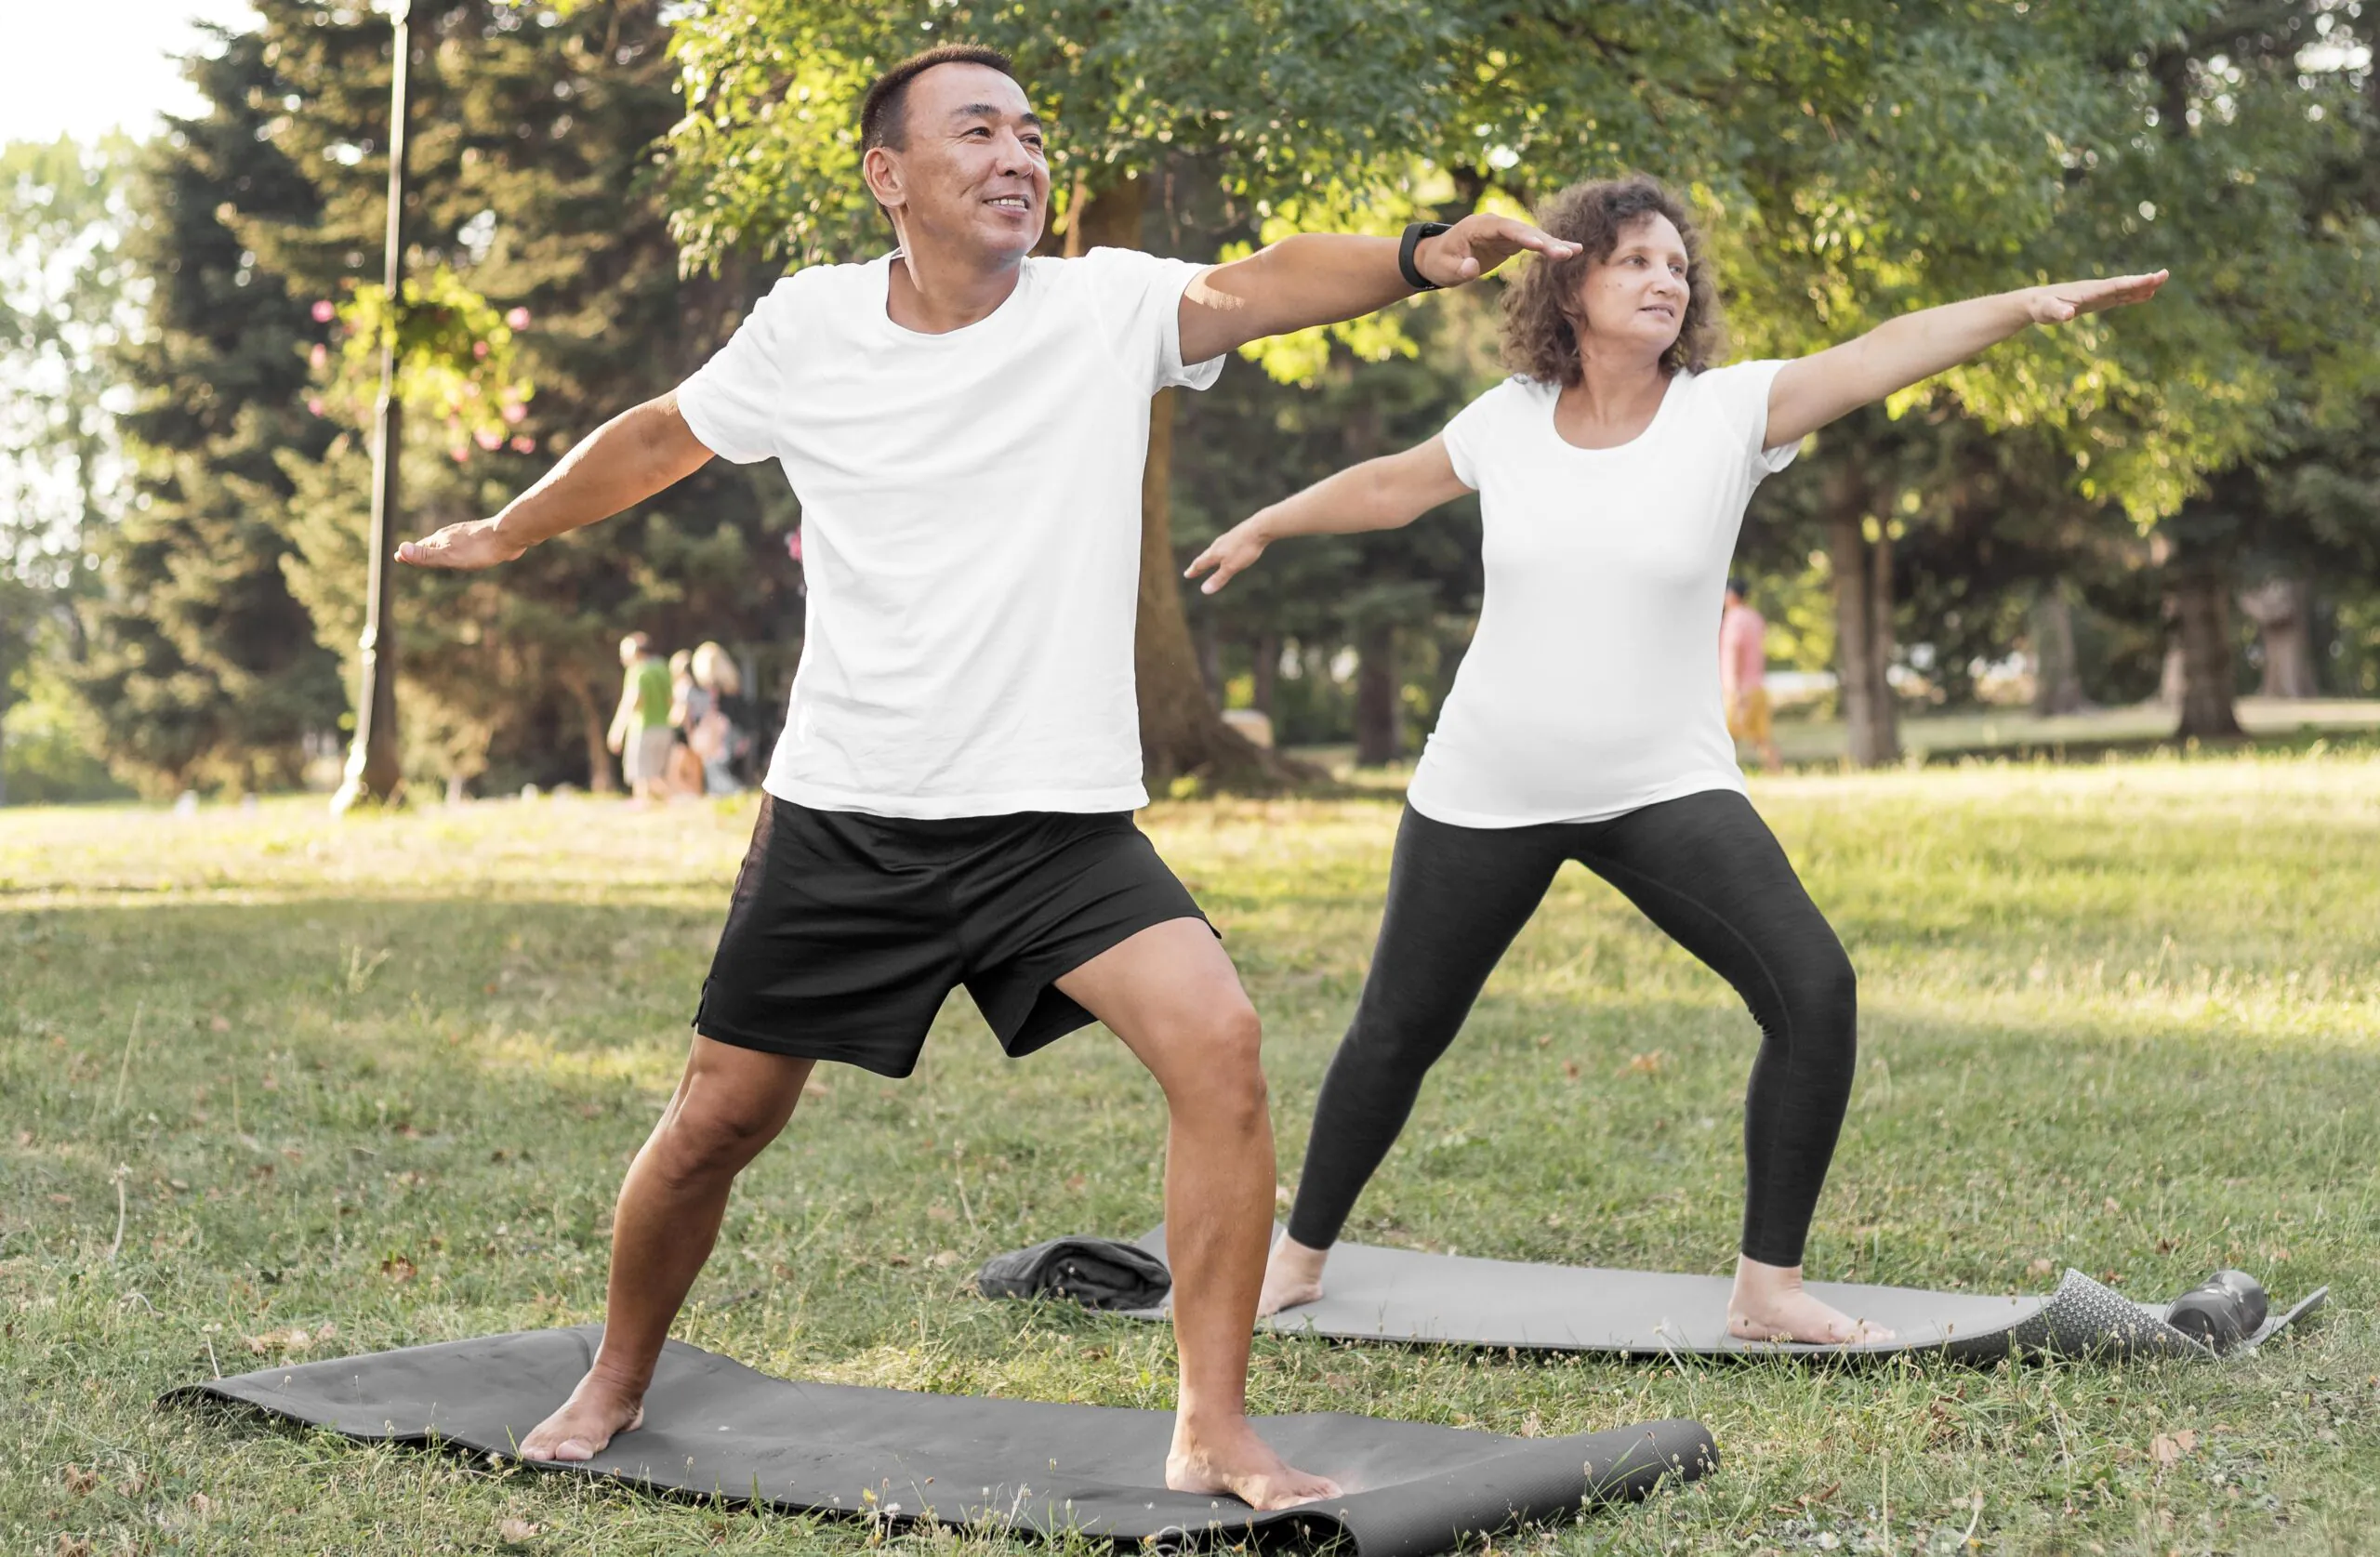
395, 43, 1575, 1509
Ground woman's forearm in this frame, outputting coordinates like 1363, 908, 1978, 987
1766, 270, 2165, 447
1253, 458, 1422, 543
1849, 291, 2039, 397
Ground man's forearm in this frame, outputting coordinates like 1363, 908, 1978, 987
1184, 234, 1411, 360
491, 394, 711, 551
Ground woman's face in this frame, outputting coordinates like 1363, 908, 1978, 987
1567, 213, 1690, 359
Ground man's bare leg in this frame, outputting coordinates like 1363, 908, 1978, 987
1257, 1232, 1330, 1316
520, 1036, 813, 1459
1057, 921, 1340, 1511
1727, 1255, 1894, 1344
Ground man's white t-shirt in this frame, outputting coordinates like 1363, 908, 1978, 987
675, 249, 1222, 819
1406, 363, 1799, 828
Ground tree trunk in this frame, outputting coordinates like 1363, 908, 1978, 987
1354, 621, 1402, 765
1074, 177, 1314, 793
1192, 613, 1223, 700
562, 667, 617, 794
2167, 569, 2245, 739
1251, 631, 1280, 719
1827, 461, 1900, 766
2237, 576, 2320, 699
2030, 579, 2090, 717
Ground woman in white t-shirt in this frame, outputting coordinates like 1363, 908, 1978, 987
1188, 175, 2162, 1344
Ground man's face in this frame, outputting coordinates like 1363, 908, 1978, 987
866, 63, 1050, 261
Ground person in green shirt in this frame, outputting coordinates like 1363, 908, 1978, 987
607, 632, 675, 802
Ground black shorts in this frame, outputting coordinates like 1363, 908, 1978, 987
692, 796, 1211, 1077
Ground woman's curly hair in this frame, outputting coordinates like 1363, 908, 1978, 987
1501, 175, 1723, 385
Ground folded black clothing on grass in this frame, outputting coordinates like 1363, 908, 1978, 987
976, 1234, 1171, 1311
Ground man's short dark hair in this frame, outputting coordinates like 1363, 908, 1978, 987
1726, 577, 1749, 600
860, 44, 1020, 153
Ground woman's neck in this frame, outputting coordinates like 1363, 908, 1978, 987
1551, 341, 1672, 449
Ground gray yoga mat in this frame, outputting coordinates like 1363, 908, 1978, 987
167, 1326, 1715, 1555
1125, 1228, 2326, 1361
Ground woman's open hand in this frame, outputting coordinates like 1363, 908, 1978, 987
1183, 515, 1275, 595
2026, 270, 2168, 324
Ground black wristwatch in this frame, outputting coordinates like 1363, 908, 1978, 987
1399, 220, 1453, 291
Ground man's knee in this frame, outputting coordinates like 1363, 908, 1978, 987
652, 1092, 783, 1182
1162, 1001, 1269, 1130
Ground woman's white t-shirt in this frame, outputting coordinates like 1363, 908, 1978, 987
1406, 363, 1798, 828
676, 248, 1221, 819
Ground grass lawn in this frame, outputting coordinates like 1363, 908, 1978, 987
5, 750, 2376, 1555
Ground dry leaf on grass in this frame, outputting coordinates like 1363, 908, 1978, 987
497, 1517, 543, 1544
2149, 1429, 2200, 1467
2028, 1258, 2056, 1278
381, 1256, 417, 1282
61, 1465, 99, 1496
245, 1322, 336, 1356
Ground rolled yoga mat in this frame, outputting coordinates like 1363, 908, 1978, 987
167, 1326, 1716, 1555
1117, 1228, 2326, 1361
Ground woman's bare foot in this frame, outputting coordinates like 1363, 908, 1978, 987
1257, 1234, 1329, 1317
1727, 1255, 1895, 1345
1169, 1416, 1342, 1510
518, 1369, 647, 1461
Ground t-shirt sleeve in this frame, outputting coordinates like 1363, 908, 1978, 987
1073, 246, 1226, 395
1437, 378, 1516, 491
1698, 359, 1801, 476
675, 273, 806, 464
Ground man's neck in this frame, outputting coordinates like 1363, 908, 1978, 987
886, 232, 1026, 335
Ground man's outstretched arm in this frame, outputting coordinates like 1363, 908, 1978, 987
396, 392, 715, 571
1178, 216, 1579, 363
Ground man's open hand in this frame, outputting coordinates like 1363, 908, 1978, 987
395, 518, 526, 571
1413, 214, 1580, 288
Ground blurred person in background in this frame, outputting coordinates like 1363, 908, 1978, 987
668, 648, 708, 797
1721, 577, 1780, 773
690, 641, 749, 796
606, 632, 673, 803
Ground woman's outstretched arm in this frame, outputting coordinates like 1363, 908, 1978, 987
1765, 270, 2168, 448
1183, 435, 1471, 595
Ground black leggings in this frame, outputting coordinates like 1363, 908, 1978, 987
1286, 789, 1857, 1268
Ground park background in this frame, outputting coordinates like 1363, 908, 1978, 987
5, 3, 2380, 1556
3, 0, 2378, 801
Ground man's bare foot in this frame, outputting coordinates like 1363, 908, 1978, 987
1257, 1234, 1329, 1317
1169, 1416, 1342, 1510
519, 1370, 646, 1462
1727, 1256, 1894, 1345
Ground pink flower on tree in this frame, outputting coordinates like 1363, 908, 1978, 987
307, 397, 326, 416
309, 343, 329, 369
501, 401, 526, 424
311, 299, 336, 323
509, 435, 536, 454
504, 307, 531, 330
474, 428, 504, 451
472, 340, 489, 360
